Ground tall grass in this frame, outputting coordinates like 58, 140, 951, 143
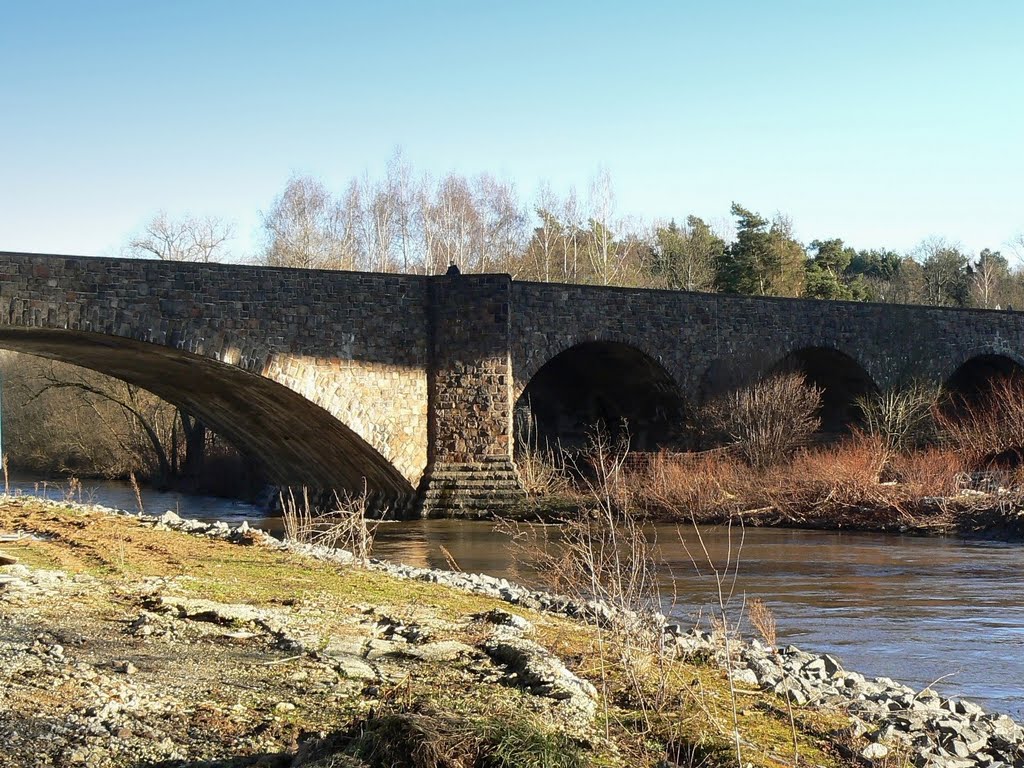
503, 427, 671, 734
281, 482, 380, 564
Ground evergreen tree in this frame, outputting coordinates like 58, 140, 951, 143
715, 203, 805, 296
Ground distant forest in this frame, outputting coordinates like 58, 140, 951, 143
128, 151, 1024, 309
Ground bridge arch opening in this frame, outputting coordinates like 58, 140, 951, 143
943, 354, 1024, 409
770, 347, 878, 434
514, 341, 688, 456
0, 329, 414, 500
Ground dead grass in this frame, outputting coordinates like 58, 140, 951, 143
937, 375, 1024, 469
623, 433, 979, 533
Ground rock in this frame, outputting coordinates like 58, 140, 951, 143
0, 574, 24, 589
773, 680, 809, 706
476, 608, 533, 634
332, 656, 376, 680
861, 742, 889, 759
730, 668, 759, 687
364, 639, 403, 661
0, 550, 18, 566
482, 632, 597, 725
220, 630, 259, 642
820, 653, 843, 675
113, 660, 137, 675
148, 595, 280, 633
398, 641, 478, 663
275, 701, 296, 713
322, 637, 366, 659
801, 657, 829, 679
156, 511, 185, 527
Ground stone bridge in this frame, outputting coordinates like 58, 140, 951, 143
2, 252, 1022, 514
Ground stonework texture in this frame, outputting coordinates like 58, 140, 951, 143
3, 252, 1024, 512
510, 281, 1024, 403
0, 253, 429, 498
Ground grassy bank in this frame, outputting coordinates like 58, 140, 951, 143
0, 497, 873, 768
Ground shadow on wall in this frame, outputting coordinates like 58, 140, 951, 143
513, 341, 691, 456
943, 354, 1024, 410
698, 346, 878, 437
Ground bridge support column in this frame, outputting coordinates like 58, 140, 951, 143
420, 275, 525, 516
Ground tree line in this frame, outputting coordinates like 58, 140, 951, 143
126, 151, 1024, 310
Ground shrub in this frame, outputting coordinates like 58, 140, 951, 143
937, 376, 1024, 469
857, 381, 940, 452
704, 373, 822, 468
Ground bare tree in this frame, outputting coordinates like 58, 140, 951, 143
522, 183, 565, 282
260, 175, 355, 270
368, 173, 398, 273
423, 173, 480, 273
387, 148, 422, 273
971, 249, 1009, 308
126, 211, 233, 263
474, 174, 527, 273
1009, 233, 1024, 264
561, 187, 583, 282
586, 167, 617, 285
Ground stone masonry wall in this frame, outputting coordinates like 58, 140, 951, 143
427, 275, 514, 463
510, 282, 1024, 403
6, 250, 1024, 509
0, 253, 431, 494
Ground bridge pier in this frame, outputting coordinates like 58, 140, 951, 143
419, 274, 526, 516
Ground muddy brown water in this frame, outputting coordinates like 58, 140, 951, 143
12, 476, 1024, 719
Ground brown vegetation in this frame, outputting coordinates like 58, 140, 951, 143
525, 375, 1024, 538
702, 373, 822, 469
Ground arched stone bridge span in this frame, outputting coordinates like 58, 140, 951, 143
3, 252, 1023, 513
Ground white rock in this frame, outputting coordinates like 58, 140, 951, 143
861, 742, 888, 759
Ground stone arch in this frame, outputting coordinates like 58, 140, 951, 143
0, 328, 415, 499
513, 340, 689, 454
513, 332, 681, 402
942, 351, 1024, 407
769, 345, 879, 433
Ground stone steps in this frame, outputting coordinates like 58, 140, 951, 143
418, 459, 526, 517
420, 479, 524, 493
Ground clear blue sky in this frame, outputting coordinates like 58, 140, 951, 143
2, 1, 1021, 260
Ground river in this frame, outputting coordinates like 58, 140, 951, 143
9, 475, 1024, 719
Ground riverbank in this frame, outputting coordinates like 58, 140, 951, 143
1, 497, 1021, 767
511, 439, 1024, 541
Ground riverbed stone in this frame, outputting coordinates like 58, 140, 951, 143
397, 640, 478, 663
731, 668, 759, 687
861, 742, 889, 759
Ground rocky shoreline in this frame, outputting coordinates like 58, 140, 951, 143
3, 496, 1023, 767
